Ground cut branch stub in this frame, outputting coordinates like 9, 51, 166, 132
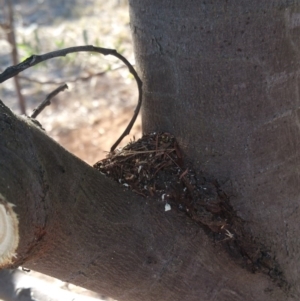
0, 193, 19, 268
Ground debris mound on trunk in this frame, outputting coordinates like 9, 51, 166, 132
94, 132, 286, 287
94, 132, 230, 235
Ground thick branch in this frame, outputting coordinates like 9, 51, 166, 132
0, 101, 290, 301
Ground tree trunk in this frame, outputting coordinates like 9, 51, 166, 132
129, 0, 300, 299
1, 1, 300, 300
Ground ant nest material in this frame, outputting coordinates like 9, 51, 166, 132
94, 132, 287, 287
94, 132, 233, 239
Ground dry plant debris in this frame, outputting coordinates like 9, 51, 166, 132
94, 132, 237, 237
94, 132, 287, 288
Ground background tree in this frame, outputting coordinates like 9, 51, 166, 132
1, 1, 300, 300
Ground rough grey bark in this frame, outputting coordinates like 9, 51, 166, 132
129, 0, 300, 299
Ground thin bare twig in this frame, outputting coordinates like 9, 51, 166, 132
0, 45, 143, 151
31, 84, 68, 118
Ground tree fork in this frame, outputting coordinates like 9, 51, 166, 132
0, 101, 293, 300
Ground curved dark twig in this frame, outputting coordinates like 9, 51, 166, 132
0, 45, 142, 152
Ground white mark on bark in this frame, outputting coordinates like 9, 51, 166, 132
165, 203, 171, 212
